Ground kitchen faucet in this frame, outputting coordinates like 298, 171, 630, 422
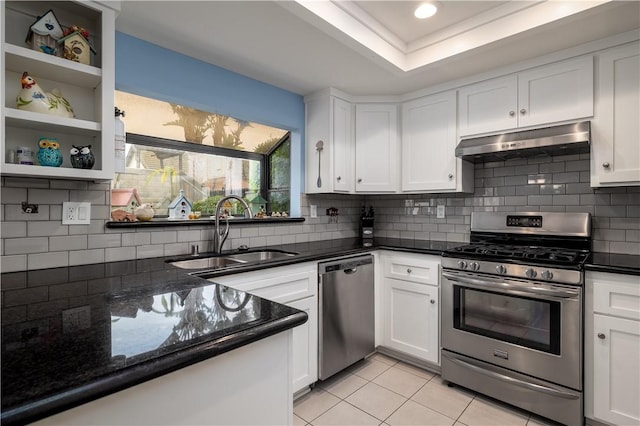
212, 195, 253, 253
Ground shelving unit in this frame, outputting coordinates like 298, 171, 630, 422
1, 0, 119, 180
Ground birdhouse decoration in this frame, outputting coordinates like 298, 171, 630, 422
246, 193, 267, 217
58, 25, 95, 65
25, 9, 63, 56
168, 189, 192, 220
111, 188, 142, 213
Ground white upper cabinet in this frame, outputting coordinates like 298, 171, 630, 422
401, 90, 473, 193
355, 103, 398, 192
458, 56, 594, 137
305, 92, 353, 193
458, 75, 518, 136
1, 1, 118, 180
591, 41, 640, 187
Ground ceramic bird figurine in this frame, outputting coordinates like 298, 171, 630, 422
16, 72, 75, 118
70, 145, 95, 169
37, 137, 63, 167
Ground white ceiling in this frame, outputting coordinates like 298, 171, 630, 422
115, 1, 640, 97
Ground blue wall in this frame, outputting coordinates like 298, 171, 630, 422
115, 32, 305, 216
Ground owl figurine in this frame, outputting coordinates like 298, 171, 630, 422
70, 145, 95, 169
36, 137, 63, 167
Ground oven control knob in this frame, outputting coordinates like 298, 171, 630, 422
457, 260, 468, 269
470, 262, 480, 271
541, 270, 554, 280
525, 268, 537, 278
495, 265, 507, 274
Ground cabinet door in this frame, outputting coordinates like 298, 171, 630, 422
384, 278, 438, 364
593, 313, 640, 425
332, 97, 354, 192
288, 296, 318, 394
402, 91, 457, 191
592, 42, 640, 186
354, 104, 398, 192
305, 95, 331, 193
518, 56, 593, 127
458, 75, 518, 136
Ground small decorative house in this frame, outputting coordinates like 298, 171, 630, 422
168, 189, 192, 220
111, 188, 142, 213
246, 193, 267, 217
58, 26, 95, 65
25, 9, 63, 56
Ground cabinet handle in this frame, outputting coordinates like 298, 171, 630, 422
357, 178, 363, 183
520, 108, 526, 115
509, 110, 515, 117
337, 176, 341, 181
602, 162, 610, 169
407, 268, 412, 274
430, 299, 436, 304
448, 173, 453, 179
597, 333, 606, 339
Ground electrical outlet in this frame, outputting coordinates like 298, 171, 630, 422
310, 204, 317, 218
437, 204, 446, 219
62, 202, 91, 225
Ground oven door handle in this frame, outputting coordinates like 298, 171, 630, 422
442, 351, 580, 400
441, 272, 580, 299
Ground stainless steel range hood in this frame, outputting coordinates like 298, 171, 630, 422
455, 121, 590, 163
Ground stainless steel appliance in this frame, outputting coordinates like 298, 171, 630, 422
318, 255, 375, 380
441, 212, 591, 426
455, 121, 590, 163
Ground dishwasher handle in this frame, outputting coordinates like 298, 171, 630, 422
318, 255, 373, 274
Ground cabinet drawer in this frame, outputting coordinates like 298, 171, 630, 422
591, 273, 640, 321
383, 255, 439, 285
213, 265, 317, 304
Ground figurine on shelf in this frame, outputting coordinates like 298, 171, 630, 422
25, 9, 63, 56
70, 145, 95, 169
16, 72, 75, 118
36, 137, 63, 167
58, 25, 95, 65
134, 203, 154, 222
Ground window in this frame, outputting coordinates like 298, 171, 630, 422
112, 92, 291, 217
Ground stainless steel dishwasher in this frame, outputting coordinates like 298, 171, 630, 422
318, 255, 375, 380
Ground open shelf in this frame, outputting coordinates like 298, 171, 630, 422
4, 43, 102, 88
5, 108, 101, 135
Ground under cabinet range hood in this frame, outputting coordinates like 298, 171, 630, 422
455, 121, 591, 163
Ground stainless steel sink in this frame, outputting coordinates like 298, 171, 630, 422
227, 250, 298, 263
170, 256, 246, 270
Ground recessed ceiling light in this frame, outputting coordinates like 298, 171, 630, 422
414, 2, 438, 19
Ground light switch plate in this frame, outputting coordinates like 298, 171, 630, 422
310, 204, 317, 218
62, 202, 91, 225
436, 204, 446, 219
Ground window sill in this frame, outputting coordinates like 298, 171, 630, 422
105, 217, 304, 228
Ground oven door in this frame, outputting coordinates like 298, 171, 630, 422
441, 269, 582, 390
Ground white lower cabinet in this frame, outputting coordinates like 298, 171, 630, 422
585, 271, 640, 426
379, 252, 440, 365
212, 262, 318, 394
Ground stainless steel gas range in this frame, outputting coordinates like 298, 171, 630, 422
441, 212, 591, 426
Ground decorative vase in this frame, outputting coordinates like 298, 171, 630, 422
134, 203, 154, 221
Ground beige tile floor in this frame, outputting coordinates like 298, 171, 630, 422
294, 353, 558, 426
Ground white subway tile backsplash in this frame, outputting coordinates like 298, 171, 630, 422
88, 234, 122, 249
5, 238, 48, 255
0, 255, 27, 273
610, 242, 640, 255
150, 231, 177, 245
49, 236, 88, 252
136, 245, 165, 259
1, 222, 27, 239
27, 252, 68, 270
27, 221, 68, 237
69, 249, 105, 266
29, 189, 69, 204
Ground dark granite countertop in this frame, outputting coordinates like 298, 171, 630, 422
5, 236, 632, 424
586, 252, 640, 276
0, 257, 307, 426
